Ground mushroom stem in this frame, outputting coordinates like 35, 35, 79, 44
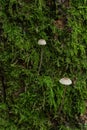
58, 86, 67, 115
38, 47, 43, 75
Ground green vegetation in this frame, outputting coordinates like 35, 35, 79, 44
0, 0, 87, 129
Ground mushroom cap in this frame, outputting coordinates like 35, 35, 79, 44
59, 77, 72, 86
38, 39, 46, 45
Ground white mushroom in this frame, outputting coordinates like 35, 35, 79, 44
58, 77, 72, 115
59, 77, 72, 86
37, 39, 46, 75
38, 39, 46, 45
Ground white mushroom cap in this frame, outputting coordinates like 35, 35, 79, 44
38, 39, 46, 45
59, 77, 72, 86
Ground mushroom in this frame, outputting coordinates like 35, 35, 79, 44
38, 39, 46, 45
59, 77, 72, 85
37, 39, 46, 75
58, 77, 72, 115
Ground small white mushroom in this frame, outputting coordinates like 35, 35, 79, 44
59, 77, 72, 86
37, 39, 46, 75
58, 77, 72, 115
38, 39, 46, 45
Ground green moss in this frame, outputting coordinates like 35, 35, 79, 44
0, 0, 87, 129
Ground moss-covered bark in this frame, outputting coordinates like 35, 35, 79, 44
0, 0, 87, 129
